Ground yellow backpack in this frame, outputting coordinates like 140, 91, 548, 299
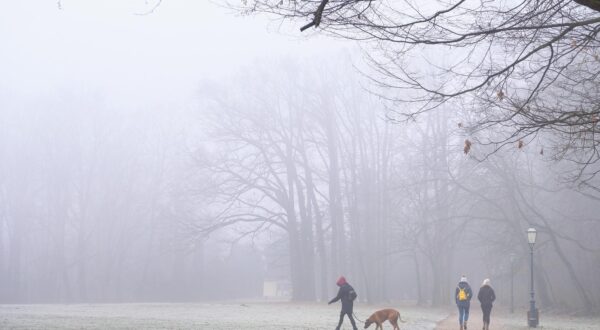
457, 287, 468, 301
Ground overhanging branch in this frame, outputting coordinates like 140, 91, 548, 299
300, 0, 330, 31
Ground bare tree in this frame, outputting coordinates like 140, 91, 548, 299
189, 59, 406, 302
189, 64, 323, 300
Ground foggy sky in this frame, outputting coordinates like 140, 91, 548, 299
0, 0, 350, 108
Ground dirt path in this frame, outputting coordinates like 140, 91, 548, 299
435, 307, 506, 330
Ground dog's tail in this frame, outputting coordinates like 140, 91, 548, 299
398, 313, 407, 323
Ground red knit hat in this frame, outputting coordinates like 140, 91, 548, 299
336, 276, 347, 286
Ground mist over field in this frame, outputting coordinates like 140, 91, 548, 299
2, 1, 600, 329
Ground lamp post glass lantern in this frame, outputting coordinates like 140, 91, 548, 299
527, 227, 539, 327
527, 227, 537, 246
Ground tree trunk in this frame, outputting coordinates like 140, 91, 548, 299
324, 97, 345, 277
294, 174, 316, 300
413, 251, 425, 305
306, 168, 328, 301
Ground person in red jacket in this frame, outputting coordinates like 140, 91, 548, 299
328, 276, 358, 330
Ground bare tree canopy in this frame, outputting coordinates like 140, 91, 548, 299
235, 0, 600, 183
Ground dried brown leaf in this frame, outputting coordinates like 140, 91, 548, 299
464, 139, 472, 154
497, 90, 504, 101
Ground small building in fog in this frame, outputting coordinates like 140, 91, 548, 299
263, 279, 291, 299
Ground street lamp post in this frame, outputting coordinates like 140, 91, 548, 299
510, 253, 516, 314
527, 227, 539, 328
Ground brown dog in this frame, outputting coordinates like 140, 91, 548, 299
364, 308, 405, 330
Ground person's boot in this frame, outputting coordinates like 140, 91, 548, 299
464, 320, 468, 330
460, 322, 464, 330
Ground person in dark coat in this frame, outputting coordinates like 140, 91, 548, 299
477, 278, 496, 330
455, 275, 473, 330
328, 276, 358, 330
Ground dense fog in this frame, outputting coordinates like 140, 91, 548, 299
1, 0, 599, 316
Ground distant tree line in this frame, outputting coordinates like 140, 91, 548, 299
1, 57, 599, 314
188, 58, 600, 313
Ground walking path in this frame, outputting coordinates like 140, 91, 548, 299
435, 307, 506, 330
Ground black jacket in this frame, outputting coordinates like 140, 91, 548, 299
455, 281, 473, 307
477, 285, 496, 306
329, 283, 356, 312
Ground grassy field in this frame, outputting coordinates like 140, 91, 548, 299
2, 302, 599, 329
0, 302, 447, 329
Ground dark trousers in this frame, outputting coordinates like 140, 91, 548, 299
336, 310, 357, 330
458, 304, 470, 325
481, 304, 493, 324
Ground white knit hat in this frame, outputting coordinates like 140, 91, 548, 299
482, 278, 490, 286
460, 275, 468, 283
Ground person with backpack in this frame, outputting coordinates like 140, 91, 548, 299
477, 279, 496, 330
328, 276, 358, 330
455, 275, 473, 330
